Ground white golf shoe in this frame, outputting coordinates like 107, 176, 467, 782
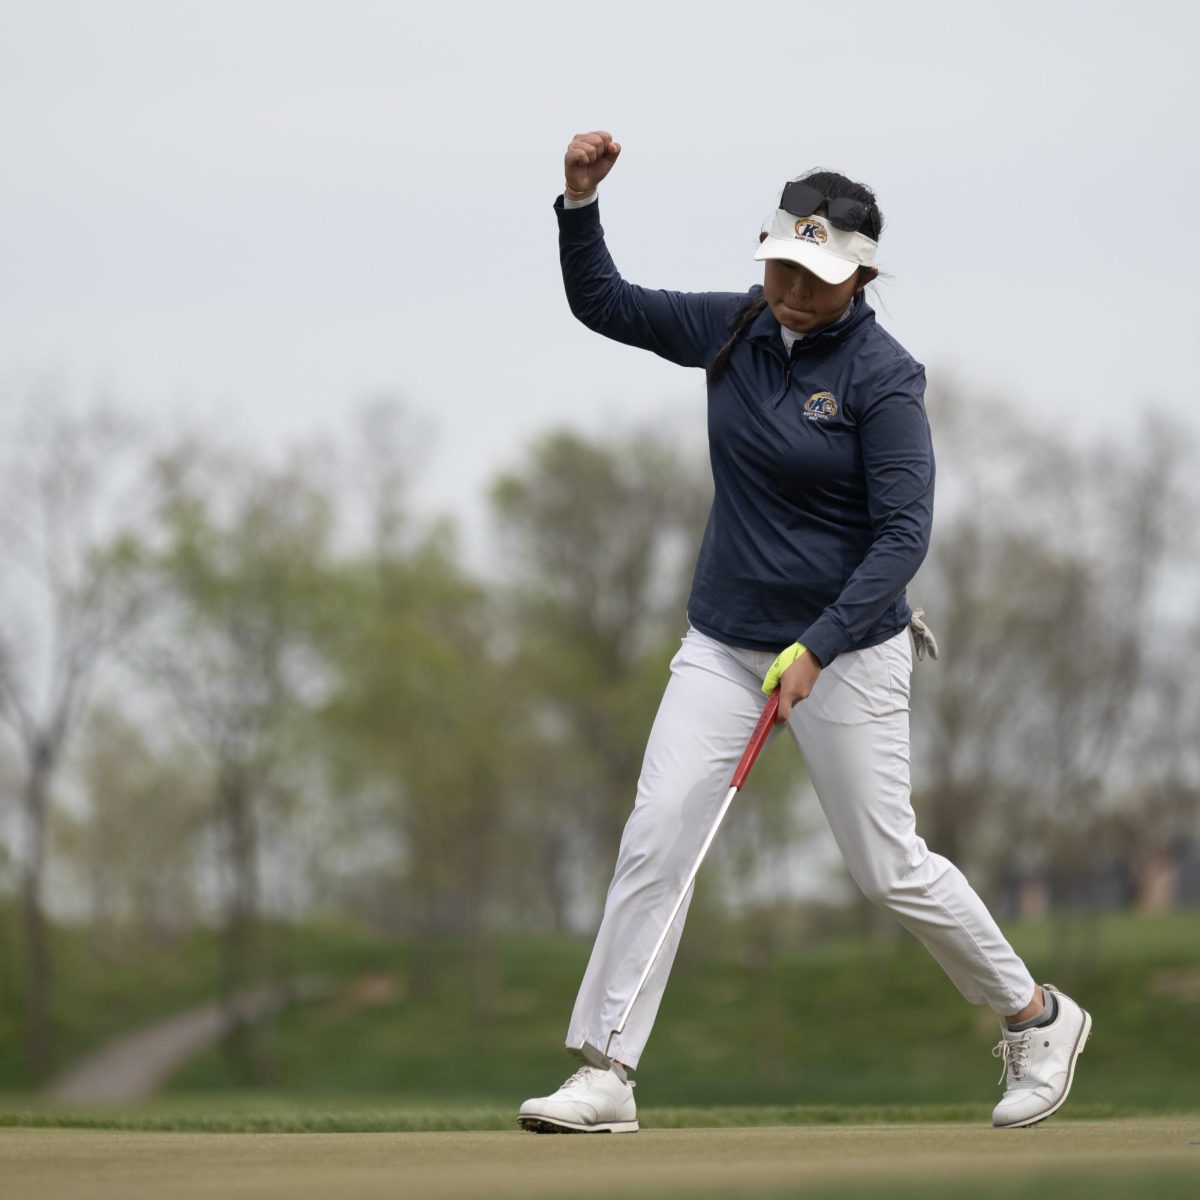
991, 983, 1091, 1128
518, 1064, 639, 1133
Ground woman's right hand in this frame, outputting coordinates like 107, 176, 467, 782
564, 130, 621, 196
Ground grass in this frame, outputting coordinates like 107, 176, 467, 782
162, 910, 1200, 1110
0, 1098, 1186, 1133
2, 1119, 1199, 1199
3, 909, 1195, 1197
0, 908, 392, 1090
2, 908, 1198, 1113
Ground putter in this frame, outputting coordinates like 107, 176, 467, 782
604, 688, 781, 1058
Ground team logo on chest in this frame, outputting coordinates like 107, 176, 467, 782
804, 391, 838, 421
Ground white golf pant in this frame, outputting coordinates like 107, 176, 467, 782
567, 625, 1036, 1070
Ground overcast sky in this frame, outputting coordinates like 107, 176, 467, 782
2, 0, 1196, 567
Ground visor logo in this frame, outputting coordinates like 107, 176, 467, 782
794, 218, 828, 245
804, 391, 838, 421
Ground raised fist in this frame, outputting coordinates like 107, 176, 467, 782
564, 131, 621, 196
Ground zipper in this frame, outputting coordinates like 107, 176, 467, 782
772, 350, 794, 408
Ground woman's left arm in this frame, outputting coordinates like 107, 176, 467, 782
797, 360, 935, 669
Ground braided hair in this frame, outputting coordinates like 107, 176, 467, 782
706, 294, 768, 385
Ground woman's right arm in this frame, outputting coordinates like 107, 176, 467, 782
557, 131, 745, 370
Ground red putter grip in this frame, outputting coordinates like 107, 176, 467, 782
730, 690, 780, 790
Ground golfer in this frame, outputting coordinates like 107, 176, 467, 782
518, 131, 1090, 1133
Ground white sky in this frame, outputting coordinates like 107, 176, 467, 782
2, 0, 1197, 568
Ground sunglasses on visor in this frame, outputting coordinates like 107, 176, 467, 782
780, 181, 878, 238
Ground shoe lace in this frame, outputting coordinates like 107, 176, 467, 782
992, 1031, 1031, 1086
561, 1066, 601, 1090
560, 1064, 633, 1093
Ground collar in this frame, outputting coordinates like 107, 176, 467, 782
749, 290, 873, 356
780, 298, 855, 351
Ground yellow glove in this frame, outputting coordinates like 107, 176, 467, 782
762, 642, 807, 694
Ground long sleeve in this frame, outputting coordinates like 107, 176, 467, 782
797, 361, 934, 666
555, 195, 746, 369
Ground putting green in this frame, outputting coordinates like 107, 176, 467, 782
2, 1119, 1197, 1199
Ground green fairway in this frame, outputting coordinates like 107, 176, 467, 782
2, 1119, 1198, 1200
0, 1098, 1178, 1133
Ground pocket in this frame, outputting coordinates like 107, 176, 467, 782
806, 632, 910, 724
882, 629, 913, 706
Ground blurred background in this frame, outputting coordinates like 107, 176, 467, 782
1, 0, 1197, 1116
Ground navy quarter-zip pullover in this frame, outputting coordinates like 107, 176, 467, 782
556, 196, 934, 668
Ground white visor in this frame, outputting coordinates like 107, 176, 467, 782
753, 208, 877, 285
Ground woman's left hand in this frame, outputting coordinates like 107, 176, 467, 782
777, 653, 822, 721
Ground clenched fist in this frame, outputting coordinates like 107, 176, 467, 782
564, 130, 621, 197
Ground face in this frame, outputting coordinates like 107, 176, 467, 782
762, 256, 877, 335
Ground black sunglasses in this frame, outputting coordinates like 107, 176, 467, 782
780, 181, 878, 239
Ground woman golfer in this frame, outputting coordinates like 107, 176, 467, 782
519, 131, 1090, 1133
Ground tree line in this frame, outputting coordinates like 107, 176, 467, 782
1, 384, 1196, 1079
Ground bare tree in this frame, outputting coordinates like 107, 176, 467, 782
313, 402, 516, 1016
0, 395, 144, 1076
912, 388, 1198, 928
491, 425, 712, 924
62, 704, 210, 955
129, 437, 334, 1082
